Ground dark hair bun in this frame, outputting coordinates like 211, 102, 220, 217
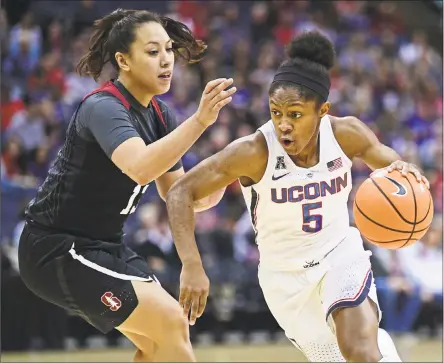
286, 31, 335, 70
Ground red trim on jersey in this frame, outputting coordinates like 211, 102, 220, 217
82, 81, 130, 109
151, 97, 166, 129
82, 81, 166, 129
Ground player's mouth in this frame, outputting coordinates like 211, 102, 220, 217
280, 138, 295, 149
158, 71, 172, 81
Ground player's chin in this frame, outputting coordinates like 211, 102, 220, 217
154, 81, 171, 95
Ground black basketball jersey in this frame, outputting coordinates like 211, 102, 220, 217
26, 80, 182, 241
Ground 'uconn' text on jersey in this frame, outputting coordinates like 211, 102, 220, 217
271, 172, 348, 204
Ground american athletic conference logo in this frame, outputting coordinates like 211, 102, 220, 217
101, 291, 122, 311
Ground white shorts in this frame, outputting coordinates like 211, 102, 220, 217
258, 228, 381, 362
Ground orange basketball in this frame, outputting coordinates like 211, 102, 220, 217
353, 170, 434, 249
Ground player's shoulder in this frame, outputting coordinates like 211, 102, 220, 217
329, 115, 374, 158
221, 131, 268, 185
81, 92, 130, 114
230, 130, 268, 158
329, 115, 364, 137
329, 115, 372, 147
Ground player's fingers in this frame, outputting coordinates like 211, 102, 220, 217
389, 160, 402, 172
213, 96, 233, 111
422, 175, 430, 189
178, 288, 186, 307
189, 291, 200, 326
203, 78, 227, 95
197, 292, 208, 318
412, 169, 422, 183
179, 289, 190, 316
401, 163, 409, 176
209, 87, 236, 108
208, 78, 234, 100
182, 296, 192, 319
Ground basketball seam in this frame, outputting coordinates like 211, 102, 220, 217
415, 193, 432, 224
365, 236, 423, 244
353, 200, 430, 234
369, 177, 414, 224
402, 177, 417, 248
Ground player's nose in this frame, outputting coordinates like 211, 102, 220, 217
279, 121, 293, 132
160, 53, 172, 68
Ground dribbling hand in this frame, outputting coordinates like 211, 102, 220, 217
371, 160, 430, 189
194, 78, 237, 127
179, 262, 210, 326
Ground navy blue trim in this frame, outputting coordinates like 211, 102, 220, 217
325, 270, 373, 320
250, 187, 259, 233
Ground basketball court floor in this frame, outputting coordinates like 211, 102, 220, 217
2, 338, 442, 362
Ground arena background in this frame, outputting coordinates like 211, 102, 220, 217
1, 0, 443, 361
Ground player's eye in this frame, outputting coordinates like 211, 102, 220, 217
166, 47, 173, 52
289, 112, 302, 118
147, 50, 159, 56
271, 110, 282, 117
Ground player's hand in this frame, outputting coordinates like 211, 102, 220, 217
372, 161, 430, 189
194, 78, 236, 127
179, 262, 210, 326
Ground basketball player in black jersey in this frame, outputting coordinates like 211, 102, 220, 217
18, 9, 235, 362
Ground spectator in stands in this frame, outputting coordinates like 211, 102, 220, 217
6, 95, 46, 154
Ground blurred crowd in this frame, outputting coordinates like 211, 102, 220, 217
1, 0, 443, 352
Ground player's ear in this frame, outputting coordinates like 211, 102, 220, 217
319, 101, 330, 118
115, 52, 130, 72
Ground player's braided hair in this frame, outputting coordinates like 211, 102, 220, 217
76, 8, 207, 80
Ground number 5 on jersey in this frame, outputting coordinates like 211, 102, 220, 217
302, 202, 323, 233
121, 185, 149, 215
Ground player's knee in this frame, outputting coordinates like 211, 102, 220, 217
339, 342, 381, 362
159, 303, 189, 341
336, 318, 380, 361
337, 328, 381, 362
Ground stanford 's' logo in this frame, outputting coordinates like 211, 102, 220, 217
101, 292, 122, 311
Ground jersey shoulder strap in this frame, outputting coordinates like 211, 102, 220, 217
82, 81, 166, 129
82, 81, 131, 109
151, 97, 166, 129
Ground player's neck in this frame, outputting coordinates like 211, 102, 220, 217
117, 75, 153, 108
290, 130, 320, 168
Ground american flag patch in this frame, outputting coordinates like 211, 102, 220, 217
327, 157, 342, 172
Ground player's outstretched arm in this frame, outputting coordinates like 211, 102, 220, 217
111, 78, 236, 185
334, 116, 429, 188
155, 167, 226, 211
166, 132, 267, 325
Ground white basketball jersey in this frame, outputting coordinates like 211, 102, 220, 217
240, 115, 354, 271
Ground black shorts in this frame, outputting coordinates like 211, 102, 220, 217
18, 222, 157, 334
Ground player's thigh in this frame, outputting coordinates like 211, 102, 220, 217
42, 240, 157, 334
117, 280, 189, 345
259, 267, 346, 362
321, 253, 382, 332
258, 267, 330, 341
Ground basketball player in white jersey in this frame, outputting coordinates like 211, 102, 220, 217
166, 31, 428, 362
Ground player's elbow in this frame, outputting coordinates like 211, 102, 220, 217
193, 187, 226, 213
166, 179, 193, 206
127, 169, 152, 186
126, 158, 159, 185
